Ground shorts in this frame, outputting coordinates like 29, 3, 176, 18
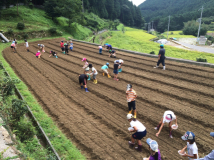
61, 47, 65, 51
132, 130, 147, 140
11, 46, 14, 48
36, 56, 38, 58
79, 77, 87, 85
128, 101, 136, 111
70, 47, 73, 50
102, 69, 108, 74
113, 70, 118, 74
93, 74, 97, 79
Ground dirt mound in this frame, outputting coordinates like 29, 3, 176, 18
3, 38, 214, 160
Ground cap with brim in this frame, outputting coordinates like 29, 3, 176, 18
160, 44, 164, 47
82, 58, 86, 61
116, 60, 119, 63
181, 131, 195, 141
127, 114, 133, 119
210, 132, 214, 137
146, 138, 158, 152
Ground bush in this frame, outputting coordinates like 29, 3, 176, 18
28, 2, 34, 9
17, 22, 25, 30
150, 51, 155, 54
171, 32, 173, 35
23, 33, 28, 39
7, 28, 13, 35
48, 28, 57, 35
14, 118, 36, 142
179, 32, 184, 35
196, 58, 207, 62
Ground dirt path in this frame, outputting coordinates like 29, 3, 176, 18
3, 38, 214, 160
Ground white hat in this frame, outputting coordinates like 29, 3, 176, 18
119, 59, 124, 63
146, 138, 158, 152
127, 84, 132, 91
127, 114, 133, 119
38, 51, 40, 52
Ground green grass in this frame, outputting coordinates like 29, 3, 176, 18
105, 27, 214, 63
0, 38, 86, 160
162, 31, 196, 38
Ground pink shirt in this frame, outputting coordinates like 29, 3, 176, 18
36, 52, 41, 56
11, 43, 15, 47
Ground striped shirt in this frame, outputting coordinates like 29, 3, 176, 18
126, 89, 137, 101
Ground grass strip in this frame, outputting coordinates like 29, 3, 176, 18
0, 37, 86, 160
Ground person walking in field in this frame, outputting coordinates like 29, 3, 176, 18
11, 42, 17, 53
127, 114, 147, 152
126, 84, 137, 118
24, 39, 29, 52
89, 64, 98, 84
60, 41, 65, 54
69, 41, 73, 51
109, 50, 116, 58
143, 138, 162, 160
101, 62, 111, 78
64, 42, 69, 55
155, 110, 178, 138
79, 74, 89, 92
179, 131, 199, 160
196, 132, 214, 160
154, 44, 165, 70
98, 46, 102, 55
113, 60, 119, 81
49, 50, 58, 58
35, 51, 41, 58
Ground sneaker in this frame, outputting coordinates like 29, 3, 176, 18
170, 135, 173, 138
116, 79, 119, 81
129, 141, 135, 145
154, 66, 158, 68
154, 127, 158, 130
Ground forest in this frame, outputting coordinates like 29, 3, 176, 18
139, 0, 214, 32
0, 0, 145, 29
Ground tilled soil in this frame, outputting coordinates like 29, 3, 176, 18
3, 38, 214, 160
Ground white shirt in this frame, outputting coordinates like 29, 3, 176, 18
114, 59, 124, 64
99, 46, 102, 49
91, 67, 98, 75
25, 42, 29, 47
187, 142, 199, 160
130, 120, 146, 132
163, 110, 176, 123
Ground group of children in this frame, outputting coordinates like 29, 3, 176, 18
60, 40, 73, 55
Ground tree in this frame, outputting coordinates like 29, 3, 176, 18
44, 0, 62, 20
183, 20, 208, 36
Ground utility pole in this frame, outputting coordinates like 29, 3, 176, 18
197, 6, 204, 44
82, 0, 84, 13
167, 15, 170, 39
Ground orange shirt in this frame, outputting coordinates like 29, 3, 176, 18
126, 89, 137, 101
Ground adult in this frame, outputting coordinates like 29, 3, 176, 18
144, 138, 161, 160
196, 132, 214, 160
155, 110, 177, 138
154, 44, 166, 70
79, 74, 89, 92
127, 114, 147, 152
126, 84, 137, 118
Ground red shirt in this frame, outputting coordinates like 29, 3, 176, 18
60, 42, 64, 48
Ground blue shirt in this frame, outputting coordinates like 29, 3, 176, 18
196, 150, 214, 160
101, 65, 108, 70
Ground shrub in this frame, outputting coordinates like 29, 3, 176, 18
179, 32, 184, 35
7, 28, 13, 35
196, 58, 207, 62
14, 118, 36, 142
48, 28, 57, 35
171, 32, 173, 35
28, 2, 34, 9
23, 33, 28, 39
10, 99, 28, 122
17, 22, 25, 30
150, 51, 155, 54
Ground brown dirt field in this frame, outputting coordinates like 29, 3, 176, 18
3, 38, 214, 160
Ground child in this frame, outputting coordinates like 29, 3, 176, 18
64, 42, 69, 55
35, 51, 41, 58
79, 74, 89, 92
127, 114, 147, 152
60, 41, 65, 54
89, 64, 98, 84
49, 50, 58, 58
101, 62, 111, 78
113, 60, 119, 81
11, 42, 17, 53
109, 50, 116, 58
98, 46, 102, 55
38, 44, 45, 52
114, 59, 124, 72
24, 39, 29, 52
155, 110, 177, 138
180, 131, 199, 160
126, 84, 137, 118
69, 41, 73, 51
82, 58, 89, 72
144, 138, 161, 160
12, 39, 16, 44
107, 44, 112, 52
